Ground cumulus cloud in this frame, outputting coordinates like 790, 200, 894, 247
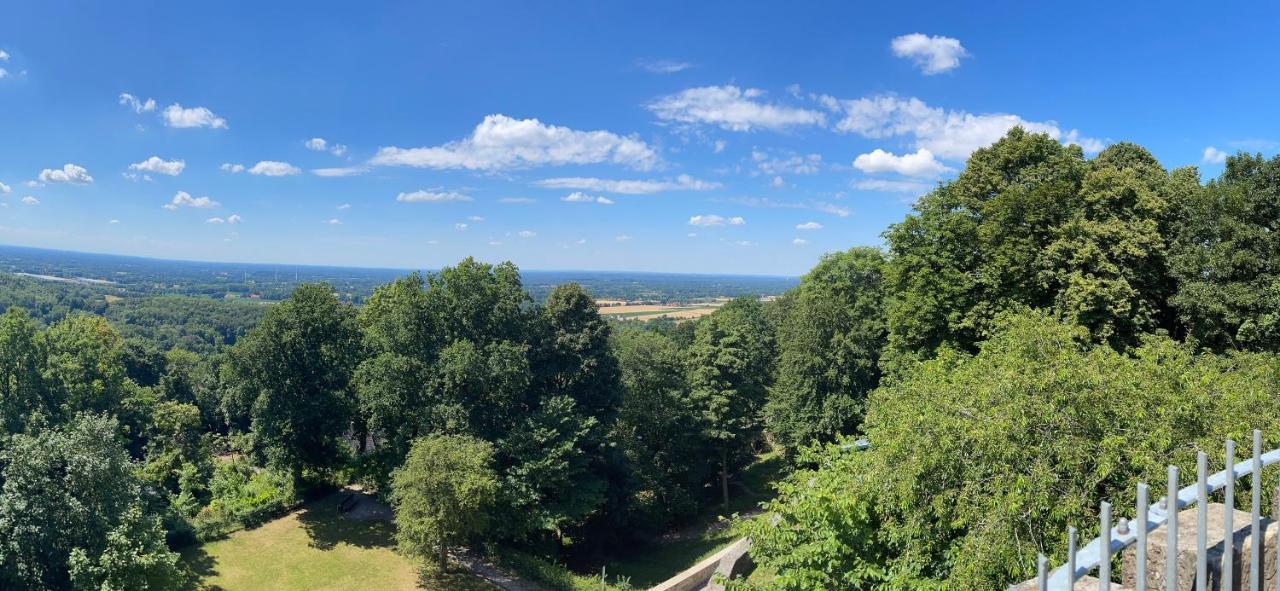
311, 166, 368, 177
852, 148, 952, 178
535, 174, 720, 194
615, 235, 632, 242
220, 163, 246, 173
118, 93, 156, 113
648, 85, 825, 132
206, 217, 226, 224
852, 178, 933, 194
227, 214, 242, 224
820, 94, 1102, 160
128, 156, 185, 176
637, 59, 693, 73
890, 33, 969, 75
326, 218, 342, 225
38, 164, 93, 184
305, 138, 327, 151
795, 221, 823, 230
1203, 146, 1228, 164
792, 238, 809, 245
337, 204, 351, 210
771, 176, 785, 188
248, 161, 301, 176
0, 50, 8, 61
455, 223, 468, 230
723, 196, 850, 218
0, 181, 9, 194
21, 196, 38, 206
517, 230, 537, 238
163, 104, 227, 129
561, 192, 613, 205
397, 190, 472, 203
109, 219, 120, 224
689, 214, 745, 227
498, 197, 537, 204
163, 191, 220, 210
370, 114, 658, 171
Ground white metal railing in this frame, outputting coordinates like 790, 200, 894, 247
1020, 429, 1280, 591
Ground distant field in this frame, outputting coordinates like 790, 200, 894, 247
597, 302, 722, 321
183, 490, 494, 591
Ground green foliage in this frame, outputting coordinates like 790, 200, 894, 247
0, 414, 187, 591
687, 296, 775, 509
0, 308, 50, 433
742, 311, 1280, 589
767, 247, 886, 452
224, 283, 360, 479
191, 457, 297, 540
391, 434, 499, 571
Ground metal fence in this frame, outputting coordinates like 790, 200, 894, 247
1021, 429, 1280, 591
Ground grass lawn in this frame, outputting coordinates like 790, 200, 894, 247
182, 491, 496, 591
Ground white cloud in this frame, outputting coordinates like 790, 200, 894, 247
853, 148, 953, 178
498, 197, 536, 204
330, 144, 348, 156
128, 156, 185, 176
38, 164, 93, 185
109, 219, 120, 224
890, 33, 969, 75
0, 68, 8, 80
220, 163, 246, 173
723, 196, 849, 217
649, 85, 825, 132
852, 178, 933, 194
1203, 146, 1228, 164
752, 150, 823, 175
248, 161, 301, 176
206, 217, 225, 224
337, 203, 351, 210
0, 50, 8, 61
714, 140, 727, 153
305, 138, 327, 151
796, 221, 823, 230
813, 202, 851, 217
535, 174, 720, 194
771, 176, 785, 188
227, 214, 242, 224
21, 196, 38, 206
517, 230, 537, 238
455, 223, 468, 230
468, 215, 485, 222
689, 214, 745, 227
326, 218, 342, 225
163, 191, 220, 210
821, 94, 1102, 160
397, 190, 472, 203
118, 93, 156, 113
615, 235, 632, 241
163, 104, 227, 129
311, 166, 368, 177
370, 114, 658, 171
0, 181, 9, 194
792, 238, 809, 245
561, 191, 613, 205
638, 59, 693, 73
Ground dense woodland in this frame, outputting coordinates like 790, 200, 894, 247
5, 128, 1280, 589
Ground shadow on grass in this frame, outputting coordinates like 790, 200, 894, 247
296, 492, 398, 551
179, 544, 225, 591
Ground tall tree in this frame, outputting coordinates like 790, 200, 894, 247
225, 283, 360, 480
767, 247, 886, 452
391, 434, 498, 573
686, 296, 775, 510
0, 308, 48, 434
42, 314, 129, 421
0, 414, 186, 591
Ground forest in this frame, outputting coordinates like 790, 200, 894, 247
4, 127, 1280, 590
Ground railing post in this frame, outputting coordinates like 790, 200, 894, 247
1038, 554, 1048, 591
1101, 501, 1112, 591
1198, 451, 1208, 591
1168, 465, 1179, 591
1138, 482, 1148, 591
1225, 440, 1235, 591
1253, 430, 1262, 591
1069, 526, 1078, 589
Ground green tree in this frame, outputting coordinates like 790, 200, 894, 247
42, 314, 129, 421
687, 296, 775, 510
224, 283, 360, 481
0, 414, 187, 590
767, 247, 886, 452
0, 308, 48, 434
391, 434, 498, 573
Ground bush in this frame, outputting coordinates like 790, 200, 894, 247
191, 458, 297, 540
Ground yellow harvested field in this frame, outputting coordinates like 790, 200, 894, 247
597, 303, 722, 321
598, 304, 679, 314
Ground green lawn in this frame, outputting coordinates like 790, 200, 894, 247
182, 491, 495, 591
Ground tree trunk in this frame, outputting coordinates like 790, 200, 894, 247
720, 448, 730, 511
439, 540, 448, 573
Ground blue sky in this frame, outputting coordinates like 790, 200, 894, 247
0, 1, 1273, 276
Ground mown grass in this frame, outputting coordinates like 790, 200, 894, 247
182, 491, 496, 591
